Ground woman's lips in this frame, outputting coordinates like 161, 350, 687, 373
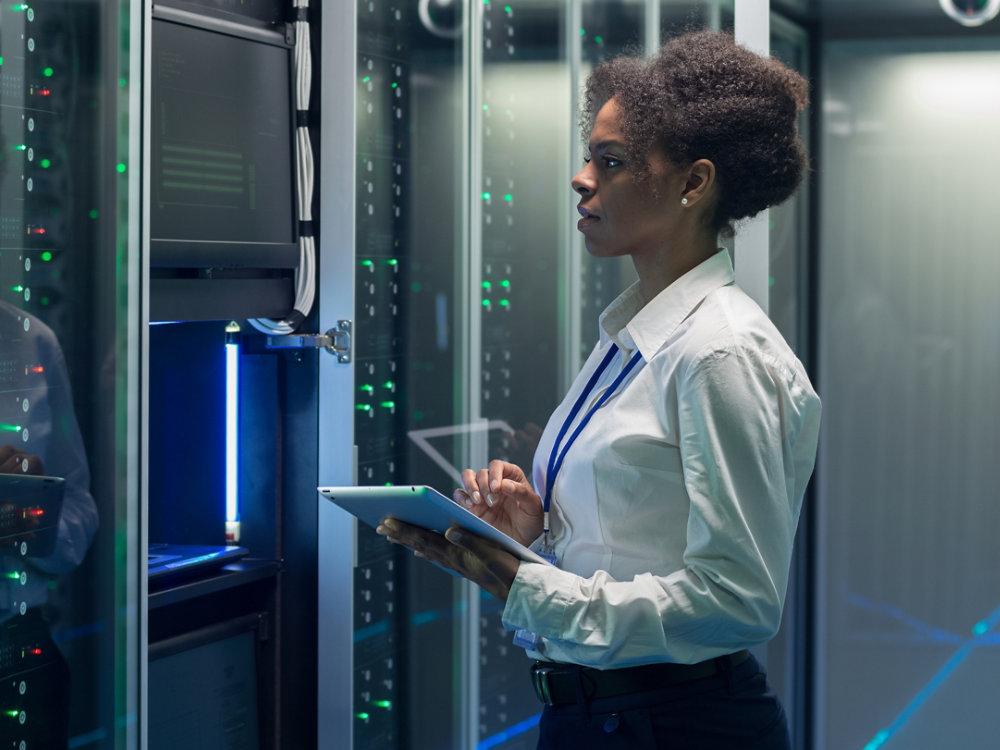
577, 207, 599, 232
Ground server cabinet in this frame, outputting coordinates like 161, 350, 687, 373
0, 1, 141, 748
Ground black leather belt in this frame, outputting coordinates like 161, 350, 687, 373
530, 650, 751, 706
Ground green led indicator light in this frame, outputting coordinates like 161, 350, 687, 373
358, 384, 374, 393
5, 710, 20, 718
12, 4, 29, 11
363, 76, 371, 83
383, 258, 398, 266
504, 194, 513, 202
355, 712, 370, 720
382, 381, 395, 389
505, 5, 512, 11
88, 209, 99, 219
500, 279, 511, 288
120, 77, 127, 87
481, 281, 491, 290
0, 57, 5, 67
391, 82, 398, 88
373, 700, 392, 709
380, 401, 396, 409
40, 251, 53, 261
482, 300, 491, 307
482, 192, 491, 200
499, 299, 510, 306
116, 162, 127, 173
973, 621, 988, 636
580, 28, 586, 36
15, 144, 27, 151
42, 67, 53, 77
0, 424, 20, 433
4, 571, 21, 580
768, 276, 775, 287
10, 285, 24, 293
360, 259, 374, 266
355, 404, 372, 412
40, 158, 50, 168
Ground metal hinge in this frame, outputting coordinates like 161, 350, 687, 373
265, 320, 352, 363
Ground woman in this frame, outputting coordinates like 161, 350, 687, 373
378, 30, 821, 749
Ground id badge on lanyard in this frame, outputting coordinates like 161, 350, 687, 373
512, 344, 642, 652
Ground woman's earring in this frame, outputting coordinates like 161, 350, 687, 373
681, 198, 689, 205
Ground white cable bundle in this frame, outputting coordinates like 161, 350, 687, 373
249, 0, 315, 334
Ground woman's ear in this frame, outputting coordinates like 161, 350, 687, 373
680, 159, 716, 205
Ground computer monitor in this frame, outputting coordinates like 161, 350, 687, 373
150, 8, 298, 271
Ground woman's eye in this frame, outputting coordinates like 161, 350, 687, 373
583, 154, 623, 168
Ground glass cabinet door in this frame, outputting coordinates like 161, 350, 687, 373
0, 1, 140, 747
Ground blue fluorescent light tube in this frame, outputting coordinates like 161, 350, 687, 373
225, 324, 240, 528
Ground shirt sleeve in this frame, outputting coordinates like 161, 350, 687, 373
502, 343, 820, 667
26, 331, 99, 576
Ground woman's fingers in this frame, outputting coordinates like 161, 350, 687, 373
453, 488, 473, 508
377, 518, 451, 565
461, 468, 488, 506
474, 468, 492, 505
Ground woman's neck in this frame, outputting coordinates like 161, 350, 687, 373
632, 234, 719, 306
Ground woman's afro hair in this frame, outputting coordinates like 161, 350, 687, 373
583, 30, 809, 235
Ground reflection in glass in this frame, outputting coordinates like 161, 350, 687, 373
1, 1, 134, 747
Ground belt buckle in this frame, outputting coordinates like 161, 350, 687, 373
531, 663, 557, 705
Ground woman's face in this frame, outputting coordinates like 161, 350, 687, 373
571, 99, 685, 260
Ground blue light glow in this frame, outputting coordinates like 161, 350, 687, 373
225, 337, 239, 524
477, 712, 541, 749
857, 599, 1000, 748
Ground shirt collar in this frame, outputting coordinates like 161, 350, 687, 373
598, 249, 735, 359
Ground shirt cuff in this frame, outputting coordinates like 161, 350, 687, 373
502, 561, 575, 638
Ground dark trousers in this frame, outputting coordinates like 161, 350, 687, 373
536, 654, 791, 750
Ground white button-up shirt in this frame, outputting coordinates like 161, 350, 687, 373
502, 249, 821, 668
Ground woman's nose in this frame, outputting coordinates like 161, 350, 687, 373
571, 166, 594, 196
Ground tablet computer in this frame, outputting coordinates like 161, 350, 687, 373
317, 484, 551, 567
0, 474, 65, 557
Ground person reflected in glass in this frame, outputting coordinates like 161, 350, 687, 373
379, 30, 821, 749
1, 300, 99, 748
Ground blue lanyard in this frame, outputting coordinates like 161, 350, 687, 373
542, 344, 643, 536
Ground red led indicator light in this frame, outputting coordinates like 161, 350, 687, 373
26, 226, 46, 235
28, 366, 45, 374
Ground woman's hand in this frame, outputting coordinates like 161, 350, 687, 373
454, 460, 543, 547
376, 518, 519, 602
0, 445, 45, 475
